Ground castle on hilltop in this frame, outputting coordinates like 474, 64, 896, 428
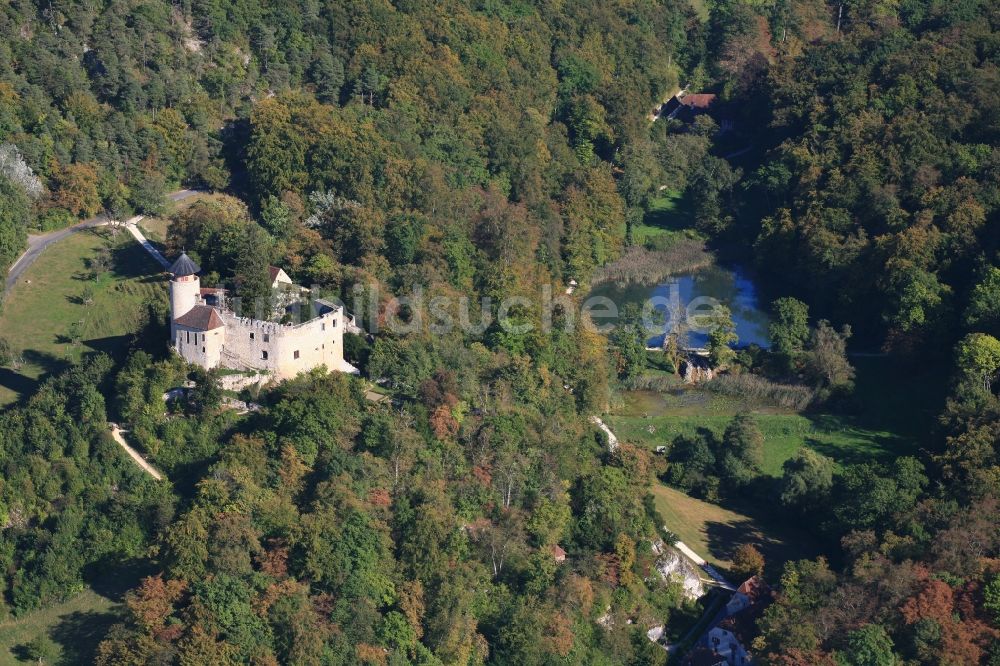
168, 252, 358, 379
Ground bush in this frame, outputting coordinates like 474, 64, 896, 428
36, 207, 76, 231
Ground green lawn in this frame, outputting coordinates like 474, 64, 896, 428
611, 406, 902, 476
0, 560, 151, 665
0, 229, 167, 406
136, 215, 171, 244
616, 355, 941, 579
0, 588, 121, 665
609, 356, 935, 476
631, 190, 700, 247
651, 483, 818, 578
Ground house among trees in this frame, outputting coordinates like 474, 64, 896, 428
169, 253, 358, 379
684, 576, 772, 666
661, 91, 719, 123
268, 265, 294, 289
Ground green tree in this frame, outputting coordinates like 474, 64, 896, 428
806, 321, 854, 389
24, 634, 59, 665
965, 268, 1000, 335
719, 411, 764, 484
188, 367, 223, 414
842, 624, 898, 666
233, 224, 274, 318
707, 305, 738, 367
259, 195, 292, 240
385, 213, 423, 265
131, 166, 167, 215
984, 576, 1000, 626
310, 51, 344, 104
612, 304, 646, 380
0, 174, 29, 274
779, 448, 834, 513
956, 333, 1000, 393
770, 297, 809, 366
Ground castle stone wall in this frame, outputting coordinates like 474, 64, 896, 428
176, 325, 224, 369
218, 308, 346, 380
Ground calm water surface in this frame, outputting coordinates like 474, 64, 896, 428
589, 264, 771, 349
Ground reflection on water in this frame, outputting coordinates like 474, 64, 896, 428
590, 264, 771, 349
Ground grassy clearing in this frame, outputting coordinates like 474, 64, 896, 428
0, 561, 149, 665
0, 229, 166, 406
611, 405, 901, 476
136, 215, 171, 244
651, 483, 818, 578
609, 356, 934, 476
631, 190, 699, 247
688, 0, 710, 22
0, 588, 120, 665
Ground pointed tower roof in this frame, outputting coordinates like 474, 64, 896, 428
168, 252, 200, 277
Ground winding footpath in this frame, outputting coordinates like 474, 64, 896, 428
3, 190, 202, 479
4, 188, 200, 292
110, 425, 164, 481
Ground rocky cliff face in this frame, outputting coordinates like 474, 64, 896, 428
681, 356, 715, 384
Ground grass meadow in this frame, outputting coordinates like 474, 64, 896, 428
0, 229, 167, 406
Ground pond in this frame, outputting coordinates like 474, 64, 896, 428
589, 263, 771, 349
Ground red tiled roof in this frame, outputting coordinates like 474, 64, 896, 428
200, 287, 228, 295
737, 575, 771, 604
551, 544, 567, 562
175, 305, 224, 330
681, 93, 716, 109
268, 266, 281, 282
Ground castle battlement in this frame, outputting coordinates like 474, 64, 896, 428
167, 253, 358, 380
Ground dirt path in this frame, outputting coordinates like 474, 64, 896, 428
109, 425, 164, 481
593, 414, 734, 590
590, 415, 619, 451
5, 189, 200, 293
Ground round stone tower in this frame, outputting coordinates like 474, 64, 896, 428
168, 252, 201, 338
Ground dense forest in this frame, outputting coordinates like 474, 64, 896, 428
1, 0, 1000, 664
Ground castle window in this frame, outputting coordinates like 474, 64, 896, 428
261, 351, 268, 360
263, 333, 269, 342
321, 323, 325, 331
202, 347, 205, 353
186, 331, 190, 343
332, 319, 337, 327
250, 332, 255, 340
294, 350, 300, 359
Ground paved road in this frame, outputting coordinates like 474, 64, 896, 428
124, 216, 170, 268
4, 189, 200, 293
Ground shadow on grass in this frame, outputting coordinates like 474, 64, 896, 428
83, 334, 133, 360
23, 350, 72, 377
703, 516, 813, 581
643, 189, 694, 233
84, 557, 156, 602
110, 239, 165, 279
49, 609, 121, 664
0, 368, 40, 404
